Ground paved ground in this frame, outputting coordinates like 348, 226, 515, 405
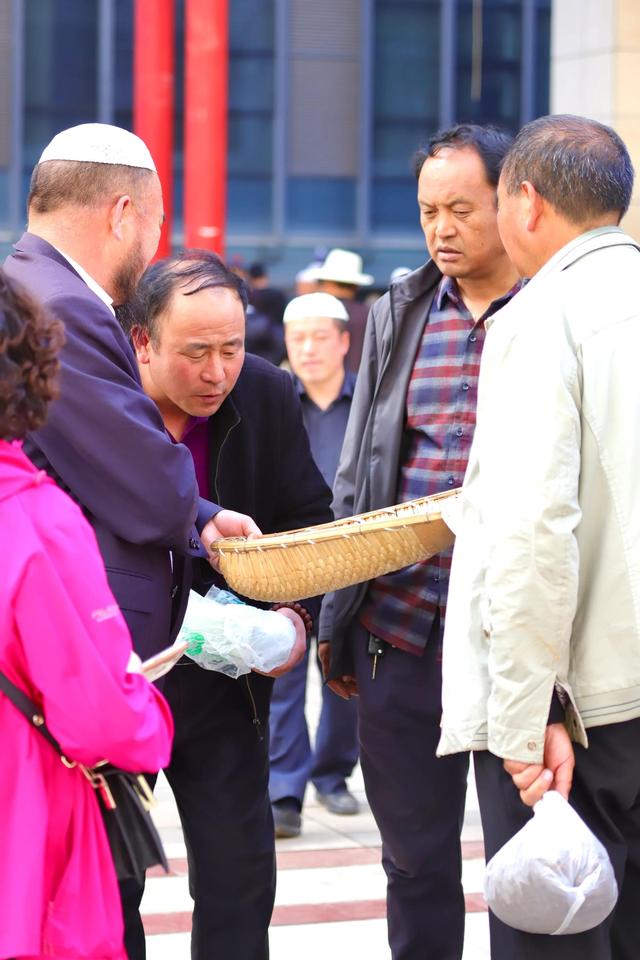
143, 666, 490, 959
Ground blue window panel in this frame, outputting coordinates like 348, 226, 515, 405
24, 0, 98, 167
228, 0, 274, 233
371, 177, 421, 234
372, 0, 440, 236
373, 4, 440, 119
230, 0, 273, 52
286, 177, 356, 233
455, 0, 550, 131
227, 176, 272, 233
228, 113, 273, 177
229, 56, 274, 113
372, 119, 434, 179
535, 3, 552, 118
114, 0, 134, 131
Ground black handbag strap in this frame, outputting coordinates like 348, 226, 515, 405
0, 669, 64, 756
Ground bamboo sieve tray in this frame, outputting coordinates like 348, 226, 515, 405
212, 488, 460, 602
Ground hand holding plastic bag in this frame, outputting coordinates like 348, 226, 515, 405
177, 585, 296, 679
484, 790, 618, 935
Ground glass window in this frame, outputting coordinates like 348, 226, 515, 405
455, 0, 521, 130
114, 0, 134, 133
227, 0, 274, 233
371, 0, 441, 234
24, 0, 98, 170
287, 177, 356, 234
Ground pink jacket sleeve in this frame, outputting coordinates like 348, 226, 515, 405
13, 486, 173, 772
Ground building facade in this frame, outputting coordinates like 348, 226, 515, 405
550, 0, 640, 240
0, 0, 552, 284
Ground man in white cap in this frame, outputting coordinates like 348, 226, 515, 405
2, 125, 259, 701
269, 292, 360, 838
312, 247, 374, 373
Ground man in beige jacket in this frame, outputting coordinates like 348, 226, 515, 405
438, 114, 640, 960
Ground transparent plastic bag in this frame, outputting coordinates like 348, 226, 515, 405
177, 585, 296, 679
484, 790, 618, 935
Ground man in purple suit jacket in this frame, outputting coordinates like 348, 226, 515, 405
4, 123, 259, 662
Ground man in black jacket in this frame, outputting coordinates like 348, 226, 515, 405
319, 125, 522, 960
122, 250, 333, 960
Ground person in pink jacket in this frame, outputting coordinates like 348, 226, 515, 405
0, 271, 174, 959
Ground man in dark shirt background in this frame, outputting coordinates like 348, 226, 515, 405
122, 252, 332, 960
269, 292, 360, 838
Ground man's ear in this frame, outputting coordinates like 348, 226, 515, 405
340, 330, 350, 358
131, 324, 151, 364
521, 181, 544, 232
109, 194, 134, 241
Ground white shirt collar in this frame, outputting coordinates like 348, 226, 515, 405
52, 245, 115, 316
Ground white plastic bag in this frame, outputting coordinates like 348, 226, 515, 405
484, 790, 618, 935
177, 585, 296, 679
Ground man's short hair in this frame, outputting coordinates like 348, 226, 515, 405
28, 160, 154, 214
125, 249, 249, 346
413, 123, 514, 187
500, 114, 634, 224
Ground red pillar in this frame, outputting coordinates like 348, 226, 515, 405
133, 0, 175, 259
184, 0, 228, 255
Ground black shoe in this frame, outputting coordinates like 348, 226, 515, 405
272, 797, 302, 838
316, 788, 360, 815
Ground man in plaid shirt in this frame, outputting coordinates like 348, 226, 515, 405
319, 124, 523, 960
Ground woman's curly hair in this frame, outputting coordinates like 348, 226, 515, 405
0, 269, 64, 440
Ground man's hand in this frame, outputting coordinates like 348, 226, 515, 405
201, 509, 262, 569
202, 509, 262, 546
253, 608, 306, 678
318, 641, 358, 699
504, 723, 575, 807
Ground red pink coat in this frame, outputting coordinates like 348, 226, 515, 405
0, 440, 173, 959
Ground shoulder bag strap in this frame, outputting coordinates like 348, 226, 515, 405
0, 669, 64, 755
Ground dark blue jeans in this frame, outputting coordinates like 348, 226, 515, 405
352, 618, 469, 960
269, 641, 359, 804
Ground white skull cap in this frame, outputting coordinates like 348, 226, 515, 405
38, 123, 157, 172
284, 292, 349, 324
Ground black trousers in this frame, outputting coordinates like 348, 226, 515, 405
352, 618, 469, 960
474, 715, 640, 960
121, 662, 276, 960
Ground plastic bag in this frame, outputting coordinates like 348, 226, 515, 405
177, 585, 296, 679
484, 790, 618, 935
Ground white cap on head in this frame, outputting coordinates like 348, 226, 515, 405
283, 292, 349, 324
38, 123, 157, 172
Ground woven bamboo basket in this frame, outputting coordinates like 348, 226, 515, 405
213, 488, 460, 602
